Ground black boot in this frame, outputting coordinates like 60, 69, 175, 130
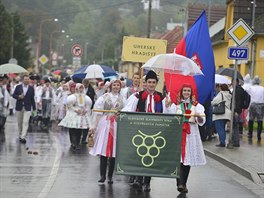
81, 129, 88, 144
248, 120, 254, 138
99, 156, 107, 183
108, 158, 115, 184
257, 121, 263, 141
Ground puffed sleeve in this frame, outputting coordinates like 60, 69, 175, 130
195, 103, 206, 126
66, 95, 77, 111
90, 93, 107, 129
122, 93, 139, 112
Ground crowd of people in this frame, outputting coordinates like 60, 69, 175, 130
0, 70, 263, 195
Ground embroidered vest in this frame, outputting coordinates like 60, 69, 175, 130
136, 91, 163, 113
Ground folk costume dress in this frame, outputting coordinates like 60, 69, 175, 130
90, 92, 126, 158
56, 85, 70, 121
59, 84, 92, 148
59, 89, 92, 129
167, 98, 206, 166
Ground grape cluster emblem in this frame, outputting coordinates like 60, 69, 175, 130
132, 130, 166, 167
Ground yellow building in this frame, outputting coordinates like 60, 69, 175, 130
212, 0, 264, 85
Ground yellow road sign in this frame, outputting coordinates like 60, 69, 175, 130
39, 54, 49, 65
227, 18, 254, 46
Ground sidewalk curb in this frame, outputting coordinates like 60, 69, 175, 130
204, 148, 263, 185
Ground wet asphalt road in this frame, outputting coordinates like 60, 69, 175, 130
0, 116, 261, 198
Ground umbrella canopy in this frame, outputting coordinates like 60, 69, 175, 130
0, 63, 27, 74
216, 67, 243, 81
215, 74, 231, 84
72, 64, 117, 79
53, 70, 62, 75
142, 53, 203, 76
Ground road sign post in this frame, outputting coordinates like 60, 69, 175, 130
226, 18, 254, 149
39, 54, 49, 77
71, 44, 83, 57
228, 47, 249, 60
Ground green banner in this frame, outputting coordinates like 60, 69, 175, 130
116, 112, 183, 178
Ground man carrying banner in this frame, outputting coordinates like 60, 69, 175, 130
122, 70, 164, 192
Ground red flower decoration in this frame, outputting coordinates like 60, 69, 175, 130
154, 93, 161, 103
142, 91, 148, 101
185, 109, 192, 119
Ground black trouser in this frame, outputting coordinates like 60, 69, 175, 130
257, 121, 263, 140
69, 128, 82, 146
136, 176, 151, 185
100, 156, 115, 179
176, 163, 191, 187
81, 129, 89, 143
248, 120, 262, 139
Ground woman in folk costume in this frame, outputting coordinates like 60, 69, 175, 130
89, 79, 126, 184
165, 83, 206, 194
59, 83, 92, 150
56, 83, 70, 121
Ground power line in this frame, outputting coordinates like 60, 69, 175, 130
21, 0, 138, 18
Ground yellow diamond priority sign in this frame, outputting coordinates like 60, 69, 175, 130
39, 54, 49, 65
227, 18, 254, 46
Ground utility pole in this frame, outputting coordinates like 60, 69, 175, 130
208, 0, 211, 28
10, 14, 14, 59
147, 0, 152, 38
250, 0, 256, 78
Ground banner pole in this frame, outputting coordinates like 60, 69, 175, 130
93, 109, 205, 117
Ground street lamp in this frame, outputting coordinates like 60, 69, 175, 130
49, 30, 65, 65
250, 0, 257, 77
37, 18, 58, 74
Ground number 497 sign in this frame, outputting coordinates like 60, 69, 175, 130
228, 47, 249, 60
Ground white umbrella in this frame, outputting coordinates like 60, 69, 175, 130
84, 64, 105, 79
215, 74, 231, 84
142, 53, 203, 76
0, 63, 28, 74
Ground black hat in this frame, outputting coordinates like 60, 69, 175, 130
3, 74, 8, 79
145, 70, 158, 82
43, 77, 51, 83
30, 74, 40, 81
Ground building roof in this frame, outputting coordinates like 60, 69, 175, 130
233, 0, 264, 33
154, 26, 183, 53
188, 4, 226, 29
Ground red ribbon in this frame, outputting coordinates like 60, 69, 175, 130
106, 115, 117, 157
147, 95, 153, 112
181, 122, 190, 162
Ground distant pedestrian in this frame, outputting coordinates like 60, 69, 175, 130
12, 75, 36, 143
239, 74, 252, 134
212, 84, 232, 147
231, 79, 245, 147
247, 76, 264, 141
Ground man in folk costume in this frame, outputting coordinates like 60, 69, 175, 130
123, 70, 164, 192
40, 78, 55, 131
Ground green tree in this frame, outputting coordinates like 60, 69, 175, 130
0, 0, 11, 64
12, 12, 31, 68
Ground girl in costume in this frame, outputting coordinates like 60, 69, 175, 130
166, 84, 206, 194
89, 79, 126, 184
59, 83, 92, 150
